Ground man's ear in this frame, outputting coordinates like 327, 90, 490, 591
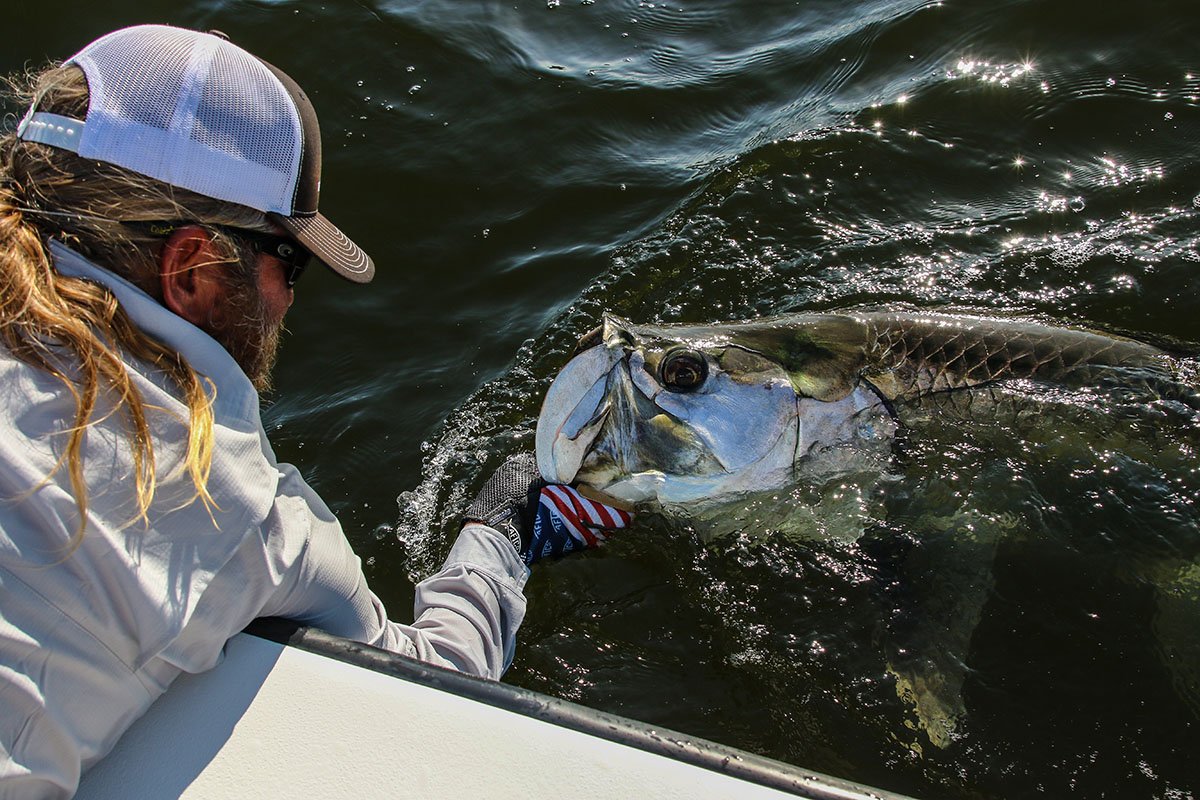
159, 226, 229, 328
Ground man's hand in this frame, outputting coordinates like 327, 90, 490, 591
523, 484, 633, 564
463, 453, 633, 565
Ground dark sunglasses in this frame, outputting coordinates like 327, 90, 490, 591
123, 220, 311, 288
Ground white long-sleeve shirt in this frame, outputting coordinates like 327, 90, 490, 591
0, 242, 528, 798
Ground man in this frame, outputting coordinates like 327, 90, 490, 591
0, 25, 627, 798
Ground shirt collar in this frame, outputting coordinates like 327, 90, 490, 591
48, 240, 261, 424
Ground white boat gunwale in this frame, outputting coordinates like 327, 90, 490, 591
242, 617, 914, 800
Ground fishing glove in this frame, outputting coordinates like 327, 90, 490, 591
463, 452, 634, 566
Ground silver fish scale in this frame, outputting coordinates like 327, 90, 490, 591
855, 312, 1167, 400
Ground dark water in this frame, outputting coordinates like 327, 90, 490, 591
8, 1, 1200, 797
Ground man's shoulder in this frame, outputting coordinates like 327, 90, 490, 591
0, 343, 75, 401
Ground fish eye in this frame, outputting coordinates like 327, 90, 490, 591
659, 348, 708, 392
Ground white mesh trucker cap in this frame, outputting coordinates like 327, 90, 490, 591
17, 24, 374, 283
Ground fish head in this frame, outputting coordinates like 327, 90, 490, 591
536, 313, 805, 505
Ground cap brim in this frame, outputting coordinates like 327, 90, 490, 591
270, 211, 374, 284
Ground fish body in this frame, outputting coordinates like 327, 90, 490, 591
536, 310, 1179, 506
535, 309, 1196, 750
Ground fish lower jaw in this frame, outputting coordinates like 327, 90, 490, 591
579, 469, 743, 506
575, 470, 668, 505
583, 470, 781, 507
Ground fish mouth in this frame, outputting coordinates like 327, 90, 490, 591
535, 343, 621, 485
536, 314, 806, 506
573, 483, 636, 512
535, 340, 729, 503
575, 355, 727, 497
535, 340, 725, 498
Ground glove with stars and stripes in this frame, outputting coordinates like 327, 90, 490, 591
462, 452, 634, 566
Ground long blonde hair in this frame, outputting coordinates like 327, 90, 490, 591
2, 63, 271, 547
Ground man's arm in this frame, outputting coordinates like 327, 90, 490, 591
256, 464, 527, 680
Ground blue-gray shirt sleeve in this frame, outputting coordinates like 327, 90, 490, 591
255, 464, 528, 681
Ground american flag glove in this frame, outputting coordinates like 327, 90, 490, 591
523, 485, 634, 565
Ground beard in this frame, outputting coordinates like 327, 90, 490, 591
206, 277, 284, 393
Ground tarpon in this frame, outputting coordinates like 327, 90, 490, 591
534, 310, 1199, 749
537, 310, 1189, 503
